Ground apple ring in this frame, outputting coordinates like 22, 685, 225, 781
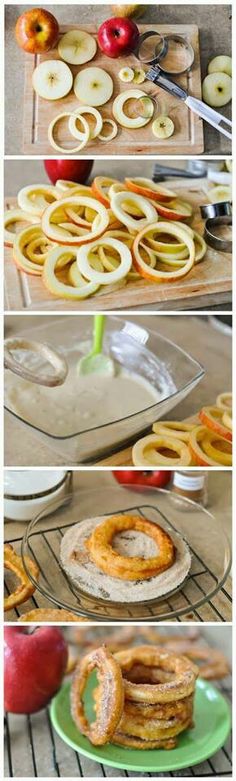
132, 222, 195, 281
42, 196, 109, 245
216, 392, 232, 411
4, 544, 39, 612
71, 646, 124, 745
77, 237, 132, 284
189, 426, 232, 467
69, 106, 103, 141
199, 405, 232, 442
111, 191, 157, 232
43, 246, 99, 299
26, 236, 52, 263
132, 433, 192, 466
154, 199, 193, 221
48, 112, 90, 154
13, 225, 51, 275
4, 209, 38, 247
18, 608, 87, 622
201, 431, 232, 466
152, 421, 195, 442
98, 119, 118, 141
115, 646, 198, 704
125, 177, 176, 203
222, 409, 232, 431
91, 176, 122, 207
17, 184, 59, 216
113, 89, 154, 129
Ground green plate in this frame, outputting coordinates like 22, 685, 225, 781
50, 677, 231, 773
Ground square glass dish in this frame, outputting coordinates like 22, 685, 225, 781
13, 485, 231, 622
4, 316, 204, 464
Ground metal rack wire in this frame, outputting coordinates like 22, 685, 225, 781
5, 503, 232, 621
4, 672, 232, 777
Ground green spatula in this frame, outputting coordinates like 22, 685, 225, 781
77, 315, 115, 376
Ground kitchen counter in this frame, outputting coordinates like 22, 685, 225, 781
5, 4, 232, 155
4, 314, 232, 466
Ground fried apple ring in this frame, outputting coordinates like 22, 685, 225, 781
124, 694, 193, 721
114, 646, 198, 703
162, 642, 230, 680
71, 645, 124, 745
18, 608, 87, 623
4, 544, 39, 612
86, 515, 175, 580
112, 732, 177, 750
117, 713, 192, 740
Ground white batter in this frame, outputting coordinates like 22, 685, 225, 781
60, 516, 191, 602
5, 363, 164, 437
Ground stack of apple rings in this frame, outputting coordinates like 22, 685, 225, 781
4, 175, 208, 300
132, 392, 232, 467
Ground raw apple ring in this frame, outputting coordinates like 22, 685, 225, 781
113, 90, 154, 129
199, 405, 232, 442
132, 222, 195, 281
222, 409, 232, 431
98, 119, 118, 141
154, 199, 193, 221
110, 191, 157, 232
152, 421, 196, 442
48, 112, 90, 154
13, 225, 51, 275
132, 433, 192, 466
189, 426, 232, 467
68, 107, 103, 141
4, 209, 38, 247
91, 176, 123, 207
41, 196, 109, 245
216, 392, 232, 411
77, 237, 132, 284
201, 432, 232, 466
17, 184, 59, 216
43, 246, 100, 299
125, 177, 176, 203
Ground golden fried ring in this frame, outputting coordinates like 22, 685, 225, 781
4, 544, 39, 612
162, 642, 230, 680
70, 645, 124, 745
18, 608, 87, 623
112, 732, 177, 750
117, 713, 192, 740
86, 515, 175, 580
114, 646, 198, 703
124, 694, 193, 721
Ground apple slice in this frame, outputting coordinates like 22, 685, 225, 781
17, 184, 59, 216
133, 68, 146, 84
43, 246, 99, 299
58, 29, 97, 65
113, 89, 154, 128
118, 67, 134, 82
98, 119, 118, 142
69, 106, 103, 141
132, 221, 195, 282
48, 112, 90, 153
125, 177, 176, 203
154, 199, 193, 220
74, 67, 113, 107
152, 116, 174, 139
32, 60, 73, 100
110, 190, 157, 231
4, 209, 38, 247
208, 184, 232, 203
91, 176, 122, 207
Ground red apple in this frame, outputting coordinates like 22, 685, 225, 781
98, 17, 139, 58
4, 626, 68, 714
15, 8, 59, 54
113, 470, 172, 489
44, 159, 94, 186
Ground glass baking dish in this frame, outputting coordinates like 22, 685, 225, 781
15, 485, 231, 622
4, 316, 204, 464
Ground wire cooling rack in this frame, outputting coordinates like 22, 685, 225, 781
5, 502, 232, 621
4, 662, 232, 777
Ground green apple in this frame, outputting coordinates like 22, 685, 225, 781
208, 55, 232, 77
202, 72, 232, 107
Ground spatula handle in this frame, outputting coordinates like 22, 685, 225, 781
93, 315, 106, 354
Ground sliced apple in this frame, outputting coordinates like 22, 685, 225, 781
110, 190, 157, 231
132, 221, 195, 282
43, 246, 99, 299
69, 107, 103, 141
208, 184, 232, 203
91, 176, 122, 207
154, 199, 193, 221
133, 68, 146, 84
118, 66, 134, 82
42, 195, 109, 245
4, 209, 38, 247
48, 112, 90, 153
32, 60, 73, 100
202, 72, 232, 107
77, 237, 132, 284
58, 29, 97, 65
113, 89, 154, 128
152, 116, 175, 139
199, 405, 232, 442
17, 184, 59, 216
125, 177, 176, 203
13, 225, 48, 275
74, 67, 113, 107
98, 119, 118, 142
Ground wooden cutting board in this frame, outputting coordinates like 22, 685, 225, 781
22, 23, 204, 155
4, 178, 232, 311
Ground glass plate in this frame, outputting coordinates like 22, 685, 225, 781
18, 485, 232, 621
50, 678, 231, 773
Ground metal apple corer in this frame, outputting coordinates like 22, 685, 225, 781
134, 30, 232, 140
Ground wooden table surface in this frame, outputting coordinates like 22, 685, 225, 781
4, 314, 232, 466
5, 4, 232, 155
4, 626, 232, 778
